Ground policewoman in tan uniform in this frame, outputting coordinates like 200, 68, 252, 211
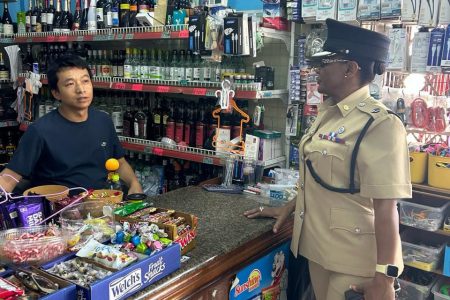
245, 19, 412, 300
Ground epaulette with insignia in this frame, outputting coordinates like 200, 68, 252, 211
356, 99, 388, 119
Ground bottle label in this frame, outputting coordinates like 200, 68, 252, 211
196, 124, 205, 148
26, 16, 31, 26
118, 65, 124, 77
130, 4, 137, 11
124, 64, 132, 78
193, 68, 200, 81
31, 16, 37, 25
105, 12, 113, 26
132, 65, 140, 79
36, 23, 43, 32
162, 115, 168, 125
203, 67, 211, 81
120, 3, 130, 9
169, 67, 177, 80
177, 67, 184, 80
153, 114, 161, 124
38, 104, 46, 118
3, 24, 14, 35
139, 5, 149, 12
112, 65, 118, 77
112, 11, 119, 27
154, 67, 161, 79
112, 112, 123, 134
90, 65, 97, 76
88, 21, 97, 30
134, 120, 146, 138
140, 65, 149, 79
47, 13, 54, 24
0, 71, 9, 81
96, 8, 104, 21
215, 68, 221, 82
185, 68, 193, 81
102, 65, 111, 76
166, 121, 175, 140
60, 28, 70, 32
41, 12, 47, 24
175, 123, 184, 143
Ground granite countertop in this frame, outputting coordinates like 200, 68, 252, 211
130, 186, 278, 300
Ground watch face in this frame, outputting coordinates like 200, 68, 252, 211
386, 265, 399, 277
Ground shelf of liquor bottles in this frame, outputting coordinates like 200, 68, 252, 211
19, 74, 289, 100
119, 136, 286, 168
1, 25, 189, 44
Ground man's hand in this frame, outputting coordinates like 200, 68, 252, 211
351, 274, 395, 300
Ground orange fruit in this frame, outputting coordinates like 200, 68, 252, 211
105, 158, 120, 171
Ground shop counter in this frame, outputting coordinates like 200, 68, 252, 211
130, 186, 293, 300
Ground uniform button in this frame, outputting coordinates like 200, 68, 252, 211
299, 211, 304, 219
343, 105, 350, 111
358, 102, 366, 107
355, 228, 361, 233
322, 150, 327, 155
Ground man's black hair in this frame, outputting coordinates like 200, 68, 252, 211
47, 55, 92, 91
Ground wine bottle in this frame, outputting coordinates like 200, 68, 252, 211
60, 0, 71, 32
26, 0, 33, 32
31, 0, 38, 32
72, 0, 81, 30
0, 53, 9, 81
41, 0, 48, 32
80, 0, 88, 30
111, 0, 119, 28
46, 0, 55, 31
53, 0, 61, 32
2, 1, 14, 35
128, 0, 137, 27
119, 0, 129, 28
87, 0, 97, 30
35, 0, 42, 32
96, 0, 104, 29
103, 0, 112, 28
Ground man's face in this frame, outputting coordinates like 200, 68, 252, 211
51, 67, 93, 110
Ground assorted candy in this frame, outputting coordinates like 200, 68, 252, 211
0, 277, 24, 299
47, 258, 113, 286
410, 143, 450, 158
0, 226, 66, 265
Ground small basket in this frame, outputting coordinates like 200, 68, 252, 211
410, 152, 427, 184
428, 155, 450, 189
85, 189, 123, 204
23, 185, 69, 201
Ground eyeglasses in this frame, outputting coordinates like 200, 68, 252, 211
315, 59, 351, 68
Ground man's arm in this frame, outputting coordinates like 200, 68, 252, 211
0, 168, 23, 193
117, 158, 143, 195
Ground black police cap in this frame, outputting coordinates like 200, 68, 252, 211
313, 19, 391, 63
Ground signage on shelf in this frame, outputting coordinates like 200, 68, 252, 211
202, 157, 214, 165
112, 82, 127, 89
131, 84, 144, 91
192, 88, 207, 96
156, 85, 170, 93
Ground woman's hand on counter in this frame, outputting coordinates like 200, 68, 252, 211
243, 200, 295, 234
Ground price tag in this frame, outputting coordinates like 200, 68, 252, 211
192, 88, 207, 96
107, 34, 114, 40
58, 35, 68, 42
261, 92, 273, 98
202, 157, 213, 165
144, 146, 152, 153
178, 30, 189, 38
115, 33, 124, 40
156, 85, 170, 93
131, 84, 143, 91
77, 36, 85, 42
113, 82, 126, 89
206, 91, 216, 97
161, 31, 170, 39
152, 147, 164, 156
27, 38, 33, 43
46, 36, 56, 42
93, 35, 108, 41
125, 33, 134, 39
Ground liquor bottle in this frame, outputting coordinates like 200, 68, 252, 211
0, 53, 9, 81
103, 0, 112, 28
165, 100, 175, 140
123, 48, 132, 78
151, 97, 162, 141
202, 57, 211, 82
128, 0, 137, 27
192, 54, 201, 81
80, 0, 88, 29
31, 0, 38, 32
161, 98, 169, 137
139, 49, 149, 79
87, 0, 97, 30
185, 50, 193, 82
184, 102, 195, 146
155, 49, 163, 80
22, 45, 34, 73
72, 0, 81, 30
95, 50, 102, 76
169, 50, 178, 81
2, 1, 13, 35
174, 102, 184, 143
53, 0, 61, 32
5, 131, 16, 162
96, 0, 104, 29
0, 138, 6, 164
122, 97, 133, 137
41, 0, 47, 32
111, 94, 123, 134
119, 0, 130, 27
111, 0, 119, 28
133, 96, 147, 139
195, 101, 206, 148
133, 48, 141, 79
39, 44, 48, 73
60, 0, 71, 32
101, 50, 111, 77
163, 50, 170, 80
118, 50, 124, 77
111, 50, 118, 77
177, 50, 186, 81
26, 0, 33, 32
35, 0, 42, 32
138, 0, 149, 14
46, 0, 55, 31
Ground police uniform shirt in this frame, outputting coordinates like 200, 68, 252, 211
290, 86, 412, 277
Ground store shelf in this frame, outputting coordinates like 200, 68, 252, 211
262, 156, 286, 168
119, 136, 230, 166
19, 74, 288, 100
413, 183, 450, 199
8, 25, 188, 44
404, 263, 448, 277
0, 120, 19, 128
400, 224, 450, 238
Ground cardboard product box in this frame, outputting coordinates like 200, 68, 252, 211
263, 0, 289, 31
116, 208, 198, 255
188, 14, 206, 52
380, 0, 401, 19
357, 0, 381, 20
224, 15, 240, 55
337, 0, 358, 22
42, 243, 181, 300
252, 130, 283, 162
401, 0, 420, 22
153, 0, 168, 26
410, 30, 431, 73
441, 25, 450, 68
427, 27, 445, 72
316, 0, 337, 21
418, 0, 439, 27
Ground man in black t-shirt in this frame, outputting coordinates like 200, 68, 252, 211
0, 55, 142, 194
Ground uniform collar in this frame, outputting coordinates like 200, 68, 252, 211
319, 86, 371, 117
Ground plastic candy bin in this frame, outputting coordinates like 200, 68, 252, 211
410, 152, 427, 183
398, 277, 436, 300
428, 155, 450, 189
432, 278, 450, 300
401, 230, 445, 272
398, 198, 449, 231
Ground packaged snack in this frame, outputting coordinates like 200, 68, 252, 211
127, 207, 158, 219
114, 202, 152, 217
47, 258, 112, 286
76, 240, 137, 270
0, 277, 25, 298
17, 198, 45, 227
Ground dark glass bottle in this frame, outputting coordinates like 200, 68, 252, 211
35, 0, 42, 32
96, 0, 105, 29
22, 45, 34, 73
2, 2, 14, 35
60, 0, 71, 32
103, 0, 112, 28
26, 0, 33, 32
41, 0, 47, 32
53, 0, 61, 32
128, 0, 137, 27
72, 0, 81, 30
151, 97, 162, 141
80, 0, 89, 30
111, 0, 119, 28
31, 0, 38, 32
46, 0, 55, 31
5, 131, 16, 162
122, 96, 134, 137
133, 96, 147, 139
119, 0, 129, 27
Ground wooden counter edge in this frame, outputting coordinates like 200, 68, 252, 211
143, 218, 294, 299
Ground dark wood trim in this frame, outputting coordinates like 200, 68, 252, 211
144, 218, 294, 300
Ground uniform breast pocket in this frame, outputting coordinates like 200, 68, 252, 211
306, 141, 348, 186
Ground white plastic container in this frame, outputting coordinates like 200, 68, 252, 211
398, 198, 449, 231
401, 230, 445, 272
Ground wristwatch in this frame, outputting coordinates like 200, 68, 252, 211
376, 264, 400, 278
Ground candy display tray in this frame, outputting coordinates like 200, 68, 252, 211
117, 208, 198, 255
41, 243, 181, 300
